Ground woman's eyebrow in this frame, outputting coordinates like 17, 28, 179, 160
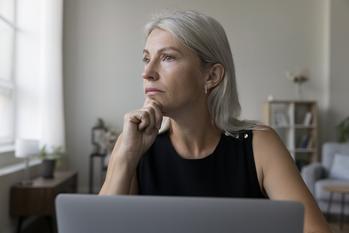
143, 47, 183, 55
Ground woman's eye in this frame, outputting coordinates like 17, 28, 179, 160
162, 55, 175, 62
142, 57, 150, 64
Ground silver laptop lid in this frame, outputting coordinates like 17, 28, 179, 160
56, 194, 304, 233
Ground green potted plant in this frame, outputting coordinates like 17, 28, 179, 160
39, 145, 64, 179
337, 116, 349, 143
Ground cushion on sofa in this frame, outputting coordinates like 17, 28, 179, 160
329, 154, 349, 180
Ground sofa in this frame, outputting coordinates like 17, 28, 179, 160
302, 142, 349, 214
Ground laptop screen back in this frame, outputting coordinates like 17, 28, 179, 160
56, 194, 304, 233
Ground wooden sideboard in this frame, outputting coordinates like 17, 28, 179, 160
10, 171, 78, 233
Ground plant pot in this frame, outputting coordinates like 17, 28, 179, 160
42, 159, 56, 179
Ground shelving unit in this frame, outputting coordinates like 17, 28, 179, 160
263, 100, 318, 169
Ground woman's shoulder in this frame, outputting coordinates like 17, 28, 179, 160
252, 125, 279, 140
224, 124, 276, 141
252, 125, 284, 147
251, 124, 292, 170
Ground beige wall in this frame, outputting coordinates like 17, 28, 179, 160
63, 0, 331, 192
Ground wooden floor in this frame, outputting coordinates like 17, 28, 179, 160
329, 223, 349, 233
21, 216, 349, 233
327, 214, 349, 233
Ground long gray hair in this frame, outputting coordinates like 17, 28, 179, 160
145, 10, 258, 133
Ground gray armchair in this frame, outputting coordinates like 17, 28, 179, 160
302, 142, 349, 214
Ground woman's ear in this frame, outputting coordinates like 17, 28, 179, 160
206, 63, 224, 91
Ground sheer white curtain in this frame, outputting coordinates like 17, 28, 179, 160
16, 0, 65, 152
39, 0, 65, 151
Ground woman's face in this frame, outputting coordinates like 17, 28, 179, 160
142, 28, 208, 116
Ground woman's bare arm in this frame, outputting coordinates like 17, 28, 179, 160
99, 137, 138, 195
253, 127, 332, 233
129, 174, 139, 194
99, 99, 162, 195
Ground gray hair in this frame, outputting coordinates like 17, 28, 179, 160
145, 10, 258, 133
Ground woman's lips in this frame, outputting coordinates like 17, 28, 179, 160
145, 88, 164, 95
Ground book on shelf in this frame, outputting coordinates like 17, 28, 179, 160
307, 136, 314, 150
298, 134, 314, 150
299, 134, 310, 149
303, 112, 313, 126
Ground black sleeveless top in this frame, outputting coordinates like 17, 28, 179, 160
137, 130, 266, 198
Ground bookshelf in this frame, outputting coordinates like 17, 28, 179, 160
263, 100, 318, 169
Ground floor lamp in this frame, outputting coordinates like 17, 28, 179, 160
15, 139, 39, 186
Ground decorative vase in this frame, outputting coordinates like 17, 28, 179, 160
42, 159, 56, 179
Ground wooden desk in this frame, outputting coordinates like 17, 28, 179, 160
325, 184, 349, 230
10, 171, 78, 233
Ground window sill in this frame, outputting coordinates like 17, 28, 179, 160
0, 158, 41, 177
0, 144, 15, 154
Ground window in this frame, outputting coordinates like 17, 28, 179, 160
0, 0, 16, 147
0, 0, 64, 157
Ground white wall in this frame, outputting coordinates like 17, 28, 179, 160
327, 0, 349, 140
63, 0, 330, 192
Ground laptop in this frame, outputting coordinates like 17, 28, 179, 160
56, 194, 304, 233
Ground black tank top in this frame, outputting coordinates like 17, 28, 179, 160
137, 130, 266, 198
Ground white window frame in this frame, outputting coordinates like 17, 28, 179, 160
0, 1, 17, 152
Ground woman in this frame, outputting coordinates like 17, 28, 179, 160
100, 10, 332, 233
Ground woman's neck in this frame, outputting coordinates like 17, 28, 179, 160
168, 109, 222, 159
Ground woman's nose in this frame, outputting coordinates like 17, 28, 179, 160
142, 62, 159, 81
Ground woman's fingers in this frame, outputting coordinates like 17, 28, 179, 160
146, 103, 163, 126
151, 102, 163, 129
137, 111, 150, 131
124, 98, 163, 135
128, 113, 141, 125
143, 98, 163, 129
142, 107, 156, 134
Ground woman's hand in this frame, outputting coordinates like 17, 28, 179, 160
99, 98, 163, 195
114, 98, 163, 166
